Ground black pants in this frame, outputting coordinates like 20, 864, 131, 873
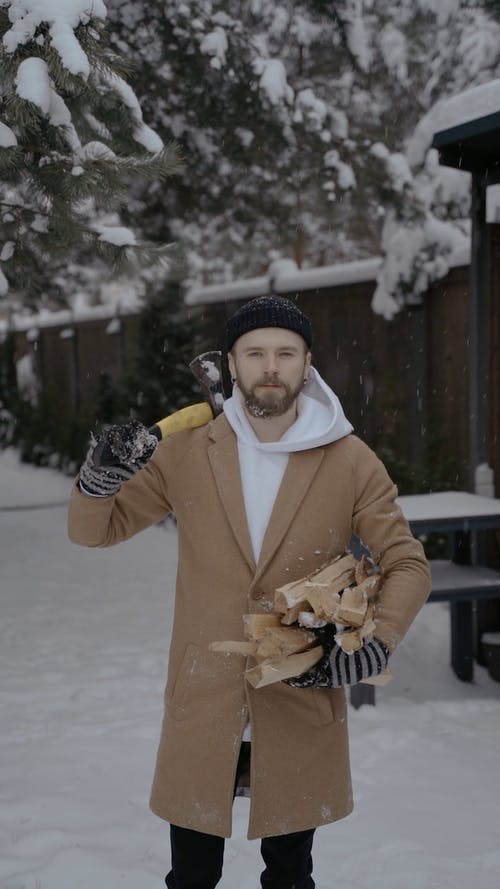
164, 822, 315, 889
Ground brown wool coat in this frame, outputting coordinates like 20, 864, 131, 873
68, 415, 431, 839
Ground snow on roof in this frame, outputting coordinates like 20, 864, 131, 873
185, 249, 471, 307
407, 78, 500, 168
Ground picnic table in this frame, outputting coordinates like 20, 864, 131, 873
399, 490, 500, 681
350, 490, 500, 707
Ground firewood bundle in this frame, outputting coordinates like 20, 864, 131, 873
210, 553, 391, 689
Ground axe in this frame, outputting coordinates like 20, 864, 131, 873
149, 351, 226, 441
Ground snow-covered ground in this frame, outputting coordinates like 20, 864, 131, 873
1, 447, 499, 889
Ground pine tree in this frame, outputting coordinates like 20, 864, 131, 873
106, 0, 367, 276
0, 0, 182, 306
101, 0, 500, 312
121, 280, 205, 428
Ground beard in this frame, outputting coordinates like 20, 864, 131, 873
237, 375, 305, 418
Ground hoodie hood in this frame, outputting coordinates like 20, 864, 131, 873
223, 366, 353, 453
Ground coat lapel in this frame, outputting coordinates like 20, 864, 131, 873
207, 419, 256, 573
254, 448, 325, 583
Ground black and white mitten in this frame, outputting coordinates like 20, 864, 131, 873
79, 420, 158, 497
286, 623, 389, 689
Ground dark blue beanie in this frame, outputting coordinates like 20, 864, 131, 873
225, 296, 312, 352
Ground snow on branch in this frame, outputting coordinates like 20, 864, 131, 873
254, 57, 293, 107
1, 0, 107, 78
0, 119, 17, 146
94, 224, 137, 247
101, 70, 164, 153
15, 57, 81, 149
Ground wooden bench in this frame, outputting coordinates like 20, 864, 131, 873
350, 558, 500, 708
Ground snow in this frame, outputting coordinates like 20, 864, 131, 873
15, 57, 55, 115
343, 0, 371, 73
295, 88, 328, 131
0, 241, 15, 261
0, 267, 9, 295
379, 23, 408, 85
78, 141, 117, 162
0, 120, 17, 147
15, 57, 80, 150
102, 71, 164, 154
372, 206, 470, 321
185, 245, 476, 308
407, 78, 500, 168
397, 491, 500, 523
95, 225, 137, 247
1, 447, 499, 888
15, 353, 38, 404
0, 304, 139, 339
254, 58, 293, 106
2, 0, 107, 78
106, 317, 121, 335
200, 28, 228, 69
185, 258, 383, 306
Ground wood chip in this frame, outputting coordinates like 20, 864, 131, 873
243, 613, 281, 641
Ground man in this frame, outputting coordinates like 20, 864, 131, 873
68, 295, 431, 889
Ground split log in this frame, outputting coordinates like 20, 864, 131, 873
274, 579, 312, 614
245, 645, 324, 689
334, 627, 363, 653
354, 573, 382, 600
334, 585, 368, 627
312, 553, 357, 584
275, 553, 356, 617
255, 626, 317, 660
210, 553, 391, 690
209, 641, 258, 656
280, 601, 314, 625
243, 613, 281, 641
301, 585, 340, 622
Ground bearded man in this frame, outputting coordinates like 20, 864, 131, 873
68, 296, 431, 889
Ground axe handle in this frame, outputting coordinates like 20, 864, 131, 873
149, 402, 213, 441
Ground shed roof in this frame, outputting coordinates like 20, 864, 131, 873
432, 110, 500, 182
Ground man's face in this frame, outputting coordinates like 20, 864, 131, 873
228, 327, 311, 418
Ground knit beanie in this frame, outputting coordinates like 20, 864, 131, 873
225, 296, 312, 352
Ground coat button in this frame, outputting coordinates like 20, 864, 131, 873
251, 588, 265, 600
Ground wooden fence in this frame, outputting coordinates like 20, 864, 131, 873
6, 228, 500, 497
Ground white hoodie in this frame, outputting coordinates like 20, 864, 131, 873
223, 366, 353, 565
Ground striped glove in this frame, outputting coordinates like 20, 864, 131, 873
285, 624, 389, 689
79, 420, 158, 497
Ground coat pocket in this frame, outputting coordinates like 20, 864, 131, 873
312, 687, 346, 726
168, 642, 202, 720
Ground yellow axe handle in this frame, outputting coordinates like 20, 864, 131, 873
152, 402, 214, 440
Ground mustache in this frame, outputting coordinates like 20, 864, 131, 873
255, 376, 283, 386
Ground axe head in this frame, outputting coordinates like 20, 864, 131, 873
189, 350, 226, 415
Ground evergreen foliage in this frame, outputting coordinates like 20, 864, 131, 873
0, 0, 182, 304
103, 0, 500, 302
120, 282, 205, 427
